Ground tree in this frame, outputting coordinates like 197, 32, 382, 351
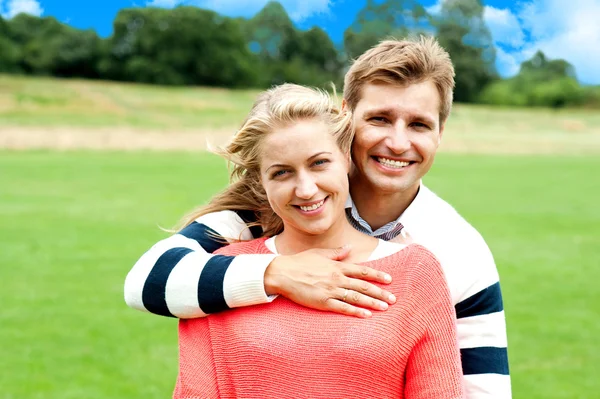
100, 7, 259, 87
243, 1, 343, 87
479, 51, 585, 108
0, 16, 21, 73
434, 0, 497, 102
519, 50, 577, 81
5, 14, 101, 78
344, 0, 432, 60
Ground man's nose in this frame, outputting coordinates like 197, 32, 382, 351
387, 123, 411, 153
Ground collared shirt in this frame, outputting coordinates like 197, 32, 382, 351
345, 195, 405, 241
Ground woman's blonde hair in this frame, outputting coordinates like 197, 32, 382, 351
178, 83, 353, 238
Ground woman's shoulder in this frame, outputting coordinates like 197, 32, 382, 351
213, 237, 271, 256
366, 243, 438, 263
366, 243, 444, 278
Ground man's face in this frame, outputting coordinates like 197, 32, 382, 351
350, 80, 444, 195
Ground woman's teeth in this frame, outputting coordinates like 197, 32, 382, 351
299, 199, 325, 212
377, 157, 410, 168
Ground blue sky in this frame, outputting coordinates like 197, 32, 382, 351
1, 0, 599, 84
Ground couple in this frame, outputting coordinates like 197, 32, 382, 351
125, 36, 511, 398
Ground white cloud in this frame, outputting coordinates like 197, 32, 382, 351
1, 0, 43, 18
483, 6, 525, 48
145, 0, 332, 21
494, 46, 522, 77
425, 0, 443, 16
427, 0, 600, 84
515, 0, 600, 84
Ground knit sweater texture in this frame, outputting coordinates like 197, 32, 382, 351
175, 238, 464, 399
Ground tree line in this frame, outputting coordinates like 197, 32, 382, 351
0, 0, 597, 108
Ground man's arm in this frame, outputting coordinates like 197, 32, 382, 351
124, 210, 396, 318
124, 210, 276, 318
454, 241, 511, 398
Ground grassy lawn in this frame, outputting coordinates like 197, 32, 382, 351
2, 74, 600, 155
1, 151, 598, 398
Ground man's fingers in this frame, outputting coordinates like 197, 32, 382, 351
343, 265, 392, 284
310, 245, 352, 261
340, 288, 390, 311
324, 299, 372, 318
345, 278, 397, 304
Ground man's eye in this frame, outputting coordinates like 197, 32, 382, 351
369, 117, 388, 123
412, 122, 430, 129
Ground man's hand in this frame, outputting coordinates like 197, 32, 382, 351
264, 246, 396, 318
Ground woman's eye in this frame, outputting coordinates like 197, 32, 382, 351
272, 170, 288, 178
313, 159, 329, 167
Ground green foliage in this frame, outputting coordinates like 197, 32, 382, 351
343, 0, 432, 60
4, 14, 102, 78
242, 3, 343, 88
434, 0, 497, 102
480, 51, 590, 108
100, 7, 259, 87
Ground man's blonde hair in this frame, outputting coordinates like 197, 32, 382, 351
178, 83, 353, 237
344, 36, 455, 123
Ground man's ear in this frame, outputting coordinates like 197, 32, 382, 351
341, 98, 348, 112
344, 151, 352, 171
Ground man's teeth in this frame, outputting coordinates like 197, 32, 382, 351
377, 157, 410, 168
300, 199, 325, 212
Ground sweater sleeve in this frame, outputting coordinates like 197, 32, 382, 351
124, 210, 277, 319
404, 249, 465, 399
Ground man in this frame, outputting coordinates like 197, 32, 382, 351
125, 36, 511, 398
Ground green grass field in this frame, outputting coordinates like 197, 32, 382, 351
1, 150, 599, 398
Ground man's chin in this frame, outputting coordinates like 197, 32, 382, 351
368, 175, 418, 195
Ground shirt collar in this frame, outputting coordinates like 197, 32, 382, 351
345, 181, 429, 231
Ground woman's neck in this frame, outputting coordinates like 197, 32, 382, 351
274, 214, 378, 262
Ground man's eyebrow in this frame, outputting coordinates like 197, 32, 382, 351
411, 113, 437, 127
362, 107, 396, 119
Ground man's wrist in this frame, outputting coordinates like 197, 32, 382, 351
264, 256, 284, 296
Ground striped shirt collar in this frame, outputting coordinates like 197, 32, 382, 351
344, 183, 426, 240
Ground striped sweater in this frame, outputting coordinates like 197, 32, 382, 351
124, 184, 511, 398
175, 238, 464, 399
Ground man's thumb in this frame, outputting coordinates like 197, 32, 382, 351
322, 244, 351, 261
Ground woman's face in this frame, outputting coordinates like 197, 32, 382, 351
260, 118, 350, 236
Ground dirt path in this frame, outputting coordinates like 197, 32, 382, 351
1, 126, 599, 154
0, 127, 233, 151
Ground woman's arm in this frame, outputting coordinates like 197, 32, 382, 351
404, 249, 465, 399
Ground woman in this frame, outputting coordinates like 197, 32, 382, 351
174, 84, 463, 399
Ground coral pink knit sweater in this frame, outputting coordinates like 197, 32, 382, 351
175, 238, 464, 399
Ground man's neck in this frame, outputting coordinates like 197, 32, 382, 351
349, 174, 419, 231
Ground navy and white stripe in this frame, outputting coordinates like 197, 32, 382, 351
124, 210, 275, 319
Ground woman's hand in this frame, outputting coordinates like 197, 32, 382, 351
264, 246, 396, 318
